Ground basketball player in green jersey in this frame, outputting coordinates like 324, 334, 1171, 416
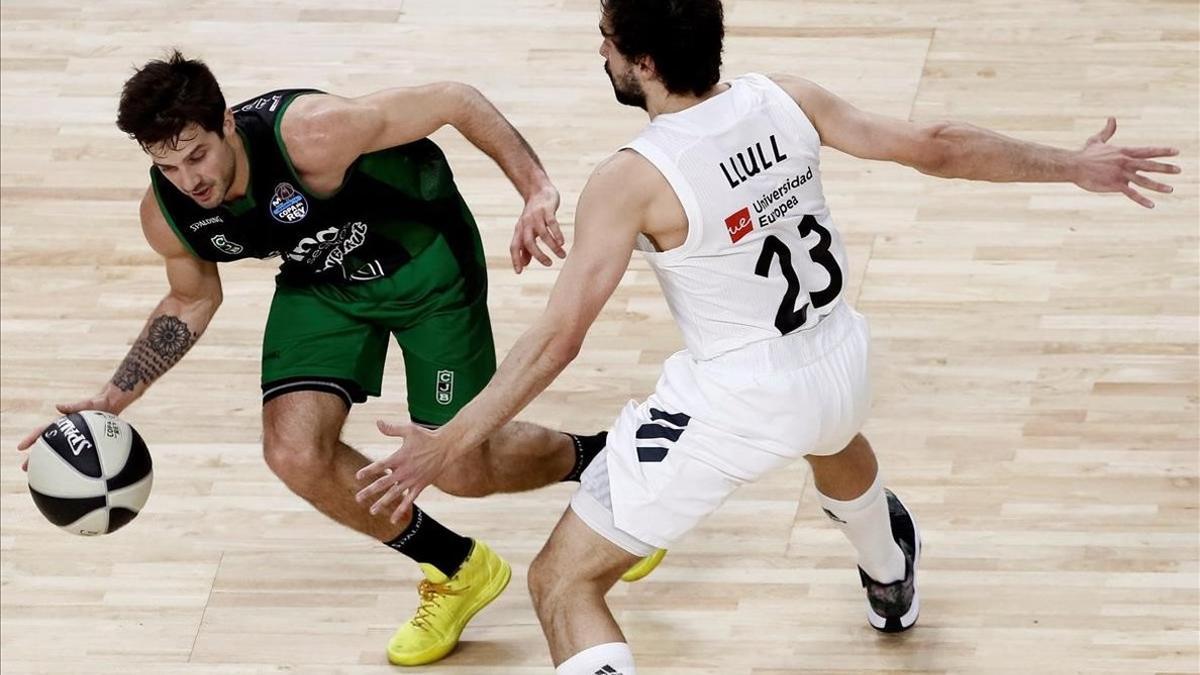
15, 51, 654, 666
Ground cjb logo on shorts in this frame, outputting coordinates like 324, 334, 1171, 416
435, 370, 455, 405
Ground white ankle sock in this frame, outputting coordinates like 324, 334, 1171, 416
556, 642, 637, 675
817, 472, 906, 583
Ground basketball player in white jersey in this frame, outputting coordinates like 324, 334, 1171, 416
355, 1, 1181, 671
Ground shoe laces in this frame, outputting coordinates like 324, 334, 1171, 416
410, 579, 464, 631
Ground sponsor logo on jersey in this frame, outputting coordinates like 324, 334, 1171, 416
211, 234, 244, 255
724, 207, 753, 243
50, 417, 93, 456
319, 222, 368, 272
435, 370, 455, 405
190, 215, 223, 231
719, 134, 788, 189
238, 94, 283, 113
288, 226, 340, 262
270, 182, 309, 223
753, 167, 813, 227
286, 221, 371, 278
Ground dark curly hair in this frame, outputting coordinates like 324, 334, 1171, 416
602, 0, 725, 96
116, 50, 227, 150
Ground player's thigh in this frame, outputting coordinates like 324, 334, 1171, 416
262, 390, 350, 451
261, 282, 390, 407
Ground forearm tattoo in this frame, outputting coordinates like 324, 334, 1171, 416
111, 315, 200, 392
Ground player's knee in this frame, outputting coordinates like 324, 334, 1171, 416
261, 426, 336, 490
526, 549, 560, 611
527, 546, 578, 615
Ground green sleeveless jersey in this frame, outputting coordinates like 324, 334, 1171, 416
151, 88, 483, 292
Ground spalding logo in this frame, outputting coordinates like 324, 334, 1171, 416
49, 417, 94, 456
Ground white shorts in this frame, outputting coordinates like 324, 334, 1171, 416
570, 301, 871, 554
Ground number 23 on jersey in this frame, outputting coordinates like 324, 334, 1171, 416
753, 214, 844, 335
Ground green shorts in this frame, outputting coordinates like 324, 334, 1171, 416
260, 236, 495, 425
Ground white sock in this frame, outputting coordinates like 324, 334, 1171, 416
556, 642, 637, 675
817, 472, 906, 583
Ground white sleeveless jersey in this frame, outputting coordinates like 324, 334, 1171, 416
622, 73, 847, 361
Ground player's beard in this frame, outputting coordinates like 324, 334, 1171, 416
206, 142, 238, 205
606, 61, 646, 110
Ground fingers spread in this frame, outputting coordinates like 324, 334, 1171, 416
356, 470, 396, 502
1125, 147, 1180, 160
355, 459, 391, 484
370, 482, 406, 516
1129, 158, 1182, 174
1130, 172, 1173, 194
393, 487, 422, 524
1121, 185, 1154, 209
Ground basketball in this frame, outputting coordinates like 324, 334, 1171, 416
26, 411, 153, 536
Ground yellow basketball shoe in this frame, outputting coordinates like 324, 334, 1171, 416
620, 548, 667, 583
386, 540, 512, 666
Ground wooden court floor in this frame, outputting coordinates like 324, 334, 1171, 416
1, 1, 1197, 672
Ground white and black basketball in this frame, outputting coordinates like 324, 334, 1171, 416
26, 411, 153, 536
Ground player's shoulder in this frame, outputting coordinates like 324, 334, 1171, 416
597, 148, 658, 178
138, 186, 191, 259
275, 93, 360, 167
585, 149, 668, 206
278, 91, 340, 124
762, 74, 821, 103
138, 185, 166, 228
276, 93, 342, 145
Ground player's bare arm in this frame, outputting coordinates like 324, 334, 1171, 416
282, 85, 565, 272
16, 189, 222, 456
772, 75, 1181, 208
354, 152, 656, 522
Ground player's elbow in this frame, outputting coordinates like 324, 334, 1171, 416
430, 81, 483, 126
911, 122, 956, 177
545, 331, 583, 369
208, 286, 224, 311
171, 283, 222, 317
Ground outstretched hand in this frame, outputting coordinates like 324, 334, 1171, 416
355, 420, 453, 524
1073, 117, 1180, 208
